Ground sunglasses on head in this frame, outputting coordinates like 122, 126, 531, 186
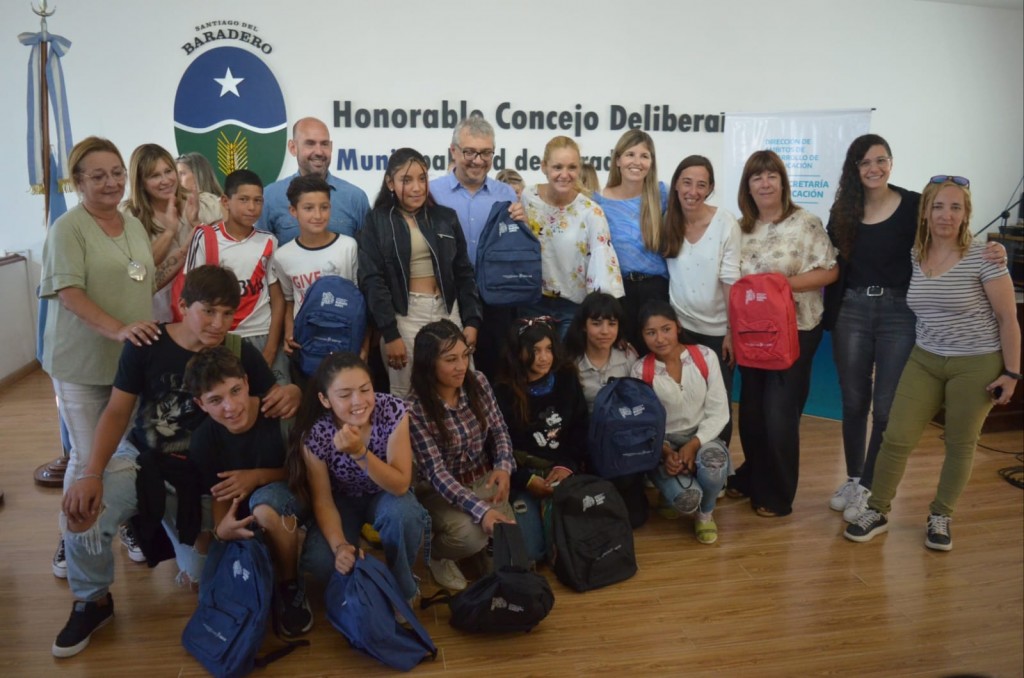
517, 316, 554, 335
929, 175, 970, 188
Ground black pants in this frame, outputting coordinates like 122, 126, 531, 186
621, 275, 669, 356
733, 325, 822, 516
473, 303, 516, 382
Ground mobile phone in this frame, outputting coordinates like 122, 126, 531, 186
992, 386, 1003, 400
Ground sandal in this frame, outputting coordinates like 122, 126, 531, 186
725, 487, 747, 499
695, 517, 718, 544
754, 506, 781, 518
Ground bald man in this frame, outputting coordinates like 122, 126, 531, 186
258, 117, 369, 244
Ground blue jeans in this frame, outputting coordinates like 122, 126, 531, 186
649, 435, 731, 515
63, 444, 140, 602
832, 289, 916, 487
510, 489, 547, 563
304, 490, 428, 600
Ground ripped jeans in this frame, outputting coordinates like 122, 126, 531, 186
648, 434, 731, 516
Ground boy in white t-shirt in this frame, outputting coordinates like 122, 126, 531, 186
184, 169, 287, 382
271, 174, 361, 357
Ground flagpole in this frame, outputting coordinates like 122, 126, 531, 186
34, 1, 54, 223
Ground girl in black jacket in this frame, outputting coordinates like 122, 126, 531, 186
357, 148, 482, 398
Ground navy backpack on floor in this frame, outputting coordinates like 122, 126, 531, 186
182, 535, 307, 678
588, 377, 666, 479
325, 556, 437, 671
475, 201, 542, 306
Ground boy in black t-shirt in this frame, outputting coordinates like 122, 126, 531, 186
184, 346, 312, 638
54, 265, 303, 659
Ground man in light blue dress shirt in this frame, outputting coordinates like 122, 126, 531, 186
258, 117, 369, 245
430, 116, 523, 379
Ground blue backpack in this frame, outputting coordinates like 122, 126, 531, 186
292, 275, 367, 376
181, 536, 307, 678
588, 377, 666, 479
475, 200, 542, 306
325, 557, 437, 671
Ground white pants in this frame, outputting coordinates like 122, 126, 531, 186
384, 294, 461, 399
51, 379, 112, 493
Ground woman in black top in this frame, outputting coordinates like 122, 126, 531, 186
493, 317, 588, 563
357, 148, 482, 398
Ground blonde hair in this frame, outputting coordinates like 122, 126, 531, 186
579, 163, 600, 194
914, 179, 973, 263
125, 143, 187, 238
69, 136, 125, 196
606, 130, 662, 251
541, 136, 585, 196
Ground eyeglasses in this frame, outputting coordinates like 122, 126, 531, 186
80, 167, 127, 186
517, 316, 554, 335
930, 175, 970, 188
857, 156, 891, 170
456, 146, 495, 162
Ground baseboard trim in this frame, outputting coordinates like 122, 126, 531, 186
0, 361, 41, 393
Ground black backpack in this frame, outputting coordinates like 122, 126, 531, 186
421, 523, 554, 633
548, 474, 637, 592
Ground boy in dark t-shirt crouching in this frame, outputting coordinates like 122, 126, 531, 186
184, 346, 312, 638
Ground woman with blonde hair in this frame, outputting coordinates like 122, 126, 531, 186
176, 151, 224, 197
845, 176, 1020, 550
124, 144, 222, 321
593, 130, 668, 351
521, 136, 624, 336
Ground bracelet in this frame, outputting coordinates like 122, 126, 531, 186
1003, 369, 1023, 381
76, 473, 102, 482
351, 447, 368, 462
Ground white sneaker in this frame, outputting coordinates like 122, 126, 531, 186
119, 524, 146, 563
829, 477, 859, 511
53, 537, 67, 579
843, 485, 871, 523
428, 558, 467, 591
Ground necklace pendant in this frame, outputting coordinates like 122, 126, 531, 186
127, 260, 147, 282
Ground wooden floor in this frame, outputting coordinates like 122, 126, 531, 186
0, 369, 1021, 678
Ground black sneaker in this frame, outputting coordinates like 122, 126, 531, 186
925, 514, 953, 551
52, 593, 114, 658
273, 580, 313, 638
844, 509, 889, 543
53, 537, 67, 579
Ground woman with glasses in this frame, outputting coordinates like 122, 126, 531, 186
358, 148, 482, 399
408, 320, 516, 591
40, 137, 161, 573
494, 317, 587, 563
522, 136, 624, 337
825, 136, 1007, 522
593, 130, 668, 352
844, 176, 1020, 551
124, 144, 223, 321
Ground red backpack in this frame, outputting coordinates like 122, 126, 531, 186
728, 272, 799, 370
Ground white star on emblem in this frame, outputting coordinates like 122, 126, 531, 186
214, 67, 244, 97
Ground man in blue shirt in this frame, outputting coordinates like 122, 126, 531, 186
258, 117, 369, 244
430, 116, 523, 379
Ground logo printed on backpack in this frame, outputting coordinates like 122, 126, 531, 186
581, 493, 606, 511
319, 290, 349, 308
231, 559, 250, 581
489, 597, 525, 613
745, 290, 768, 303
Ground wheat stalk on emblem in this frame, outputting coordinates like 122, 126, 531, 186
217, 130, 249, 174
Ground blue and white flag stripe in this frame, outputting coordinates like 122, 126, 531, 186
19, 30, 74, 193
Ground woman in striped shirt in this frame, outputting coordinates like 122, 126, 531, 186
844, 176, 1020, 551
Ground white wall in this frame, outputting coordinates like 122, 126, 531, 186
1, 0, 1021, 269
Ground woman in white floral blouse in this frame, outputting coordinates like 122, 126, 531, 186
521, 136, 625, 337
726, 150, 838, 518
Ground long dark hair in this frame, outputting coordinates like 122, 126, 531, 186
287, 352, 373, 508
372, 147, 436, 211
564, 291, 629, 361
829, 134, 893, 258
409, 319, 486, 450
498, 319, 570, 425
661, 155, 716, 257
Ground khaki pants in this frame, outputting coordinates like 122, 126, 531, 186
418, 475, 514, 561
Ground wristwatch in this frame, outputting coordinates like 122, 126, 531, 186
1002, 369, 1023, 381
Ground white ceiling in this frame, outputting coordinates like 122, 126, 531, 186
918, 0, 1023, 9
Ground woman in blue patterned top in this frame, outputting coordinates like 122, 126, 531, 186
288, 352, 428, 602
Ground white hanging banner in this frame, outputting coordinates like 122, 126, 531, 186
721, 109, 873, 223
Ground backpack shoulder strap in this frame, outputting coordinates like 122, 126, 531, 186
685, 344, 708, 382
642, 353, 656, 385
492, 522, 531, 570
